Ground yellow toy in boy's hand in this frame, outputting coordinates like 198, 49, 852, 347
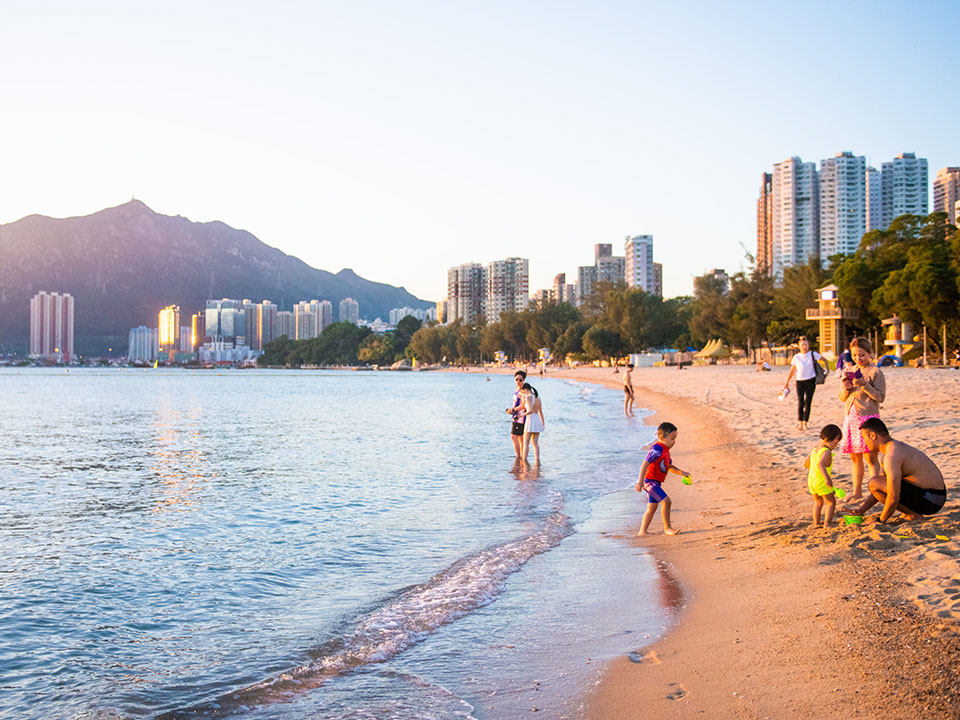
681, 474, 693, 485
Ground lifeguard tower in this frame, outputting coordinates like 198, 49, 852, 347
881, 315, 914, 361
805, 284, 858, 358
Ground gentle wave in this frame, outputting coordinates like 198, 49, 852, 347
157, 510, 573, 718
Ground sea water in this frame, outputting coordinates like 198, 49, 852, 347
0, 369, 677, 719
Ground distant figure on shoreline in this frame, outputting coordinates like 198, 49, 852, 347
843, 417, 947, 523
635, 422, 689, 536
623, 363, 635, 416
505, 370, 527, 458
518, 382, 544, 463
838, 337, 886, 499
782, 336, 826, 432
804, 424, 842, 528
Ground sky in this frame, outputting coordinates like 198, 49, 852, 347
1, 0, 958, 303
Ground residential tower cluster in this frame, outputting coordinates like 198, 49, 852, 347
757, 152, 959, 279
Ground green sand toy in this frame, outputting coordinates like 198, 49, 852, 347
843, 515, 864, 525
681, 474, 693, 486
834, 487, 846, 499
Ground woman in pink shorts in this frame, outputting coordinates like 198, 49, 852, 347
838, 337, 886, 499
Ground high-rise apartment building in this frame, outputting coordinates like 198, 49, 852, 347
158, 305, 180, 353
339, 297, 359, 325
575, 265, 596, 305
276, 311, 294, 340
127, 326, 157, 362
485, 257, 529, 323
205, 298, 243, 343
436, 300, 448, 324
624, 235, 655, 292
819, 151, 866, 260
191, 312, 206, 348
756, 172, 773, 275
933, 167, 960, 225
447, 263, 485, 324
653, 262, 663, 298
772, 156, 819, 280
594, 244, 612, 264
881, 152, 928, 227
551, 273, 575, 304
865, 166, 882, 233
29, 291, 75, 360
255, 300, 277, 350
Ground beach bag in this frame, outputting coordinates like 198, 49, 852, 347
812, 353, 826, 385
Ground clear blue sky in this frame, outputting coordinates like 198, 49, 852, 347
1, 1, 957, 303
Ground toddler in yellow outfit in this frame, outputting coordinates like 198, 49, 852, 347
804, 424, 842, 527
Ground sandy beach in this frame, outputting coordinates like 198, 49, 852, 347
479, 363, 960, 718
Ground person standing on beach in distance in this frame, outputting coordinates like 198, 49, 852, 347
838, 337, 886, 499
782, 336, 825, 431
635, 422, 689, 536
843, 418, 947, 523
623, 363, 635, 416
518, 383, 545, 463
505, 370, 527, 458
804, 424, 842, 528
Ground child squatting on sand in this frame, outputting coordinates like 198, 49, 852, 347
635, 422, 689, 536
804, 424, 842, 528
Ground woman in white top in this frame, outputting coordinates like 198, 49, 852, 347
782, 336, 826, 431
519, 383, 545, 463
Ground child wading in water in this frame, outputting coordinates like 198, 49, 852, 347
635, 422, 689, 536
804, 424, 842, 527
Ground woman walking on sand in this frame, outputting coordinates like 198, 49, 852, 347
838, 337, 886, 499
782, 336, 826, 431
519, 383, 545, 463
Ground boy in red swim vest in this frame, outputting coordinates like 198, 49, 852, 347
635, 422, 689, 536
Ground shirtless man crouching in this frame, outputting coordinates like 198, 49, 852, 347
843, 417, 947, 523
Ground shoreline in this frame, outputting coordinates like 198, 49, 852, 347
468, 364, 960, 717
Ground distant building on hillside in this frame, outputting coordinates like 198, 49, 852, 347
933, 166, 960, 225
389, 306, 428, 325
30, 291, 75, 361
653, 262, 663, 298
339, 297, 359, 325
881, 152, 928, 227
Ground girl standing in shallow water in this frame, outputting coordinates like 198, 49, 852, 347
519, 383, 545, 463
838, 337, 886, 499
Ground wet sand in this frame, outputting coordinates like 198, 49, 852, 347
478, 364, 960, 718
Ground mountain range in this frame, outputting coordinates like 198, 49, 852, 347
0, 200, 433, 355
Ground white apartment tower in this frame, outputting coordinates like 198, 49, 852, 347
127, 326, 158, 362
881, 152, 928, 227
447, 263, 485, 324
772, 157, 819, 280
624, 235, 655, 292
485, 257, 529, 323
933, 167, 960, 225
29, 291, 75, 360
339, 297, 360, 325
819, 152, 866, 259
865, 166, 882, 232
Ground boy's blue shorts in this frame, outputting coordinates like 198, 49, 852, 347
644, 481, 668, 504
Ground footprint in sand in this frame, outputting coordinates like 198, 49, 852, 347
665, 683, 688, 700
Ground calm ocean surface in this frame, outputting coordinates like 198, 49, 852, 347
0, 368, 676, 719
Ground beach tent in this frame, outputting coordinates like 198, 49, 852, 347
705, 341, 731, 358
695, 338, 719, 358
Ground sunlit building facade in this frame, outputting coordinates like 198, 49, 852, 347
819, 151, 866, 260
625, 235, 655, 292
772, 156, 819, 280
756, 172, 774, 275
484, 257, 529, 323
158, 305, 180, 353
933, 167, 960, 225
